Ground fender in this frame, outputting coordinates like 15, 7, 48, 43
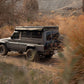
26, 46, 35, 51
0, 41, 6, 44
26, 44, 44, 52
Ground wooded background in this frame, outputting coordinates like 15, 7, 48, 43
0, 0, 38, 27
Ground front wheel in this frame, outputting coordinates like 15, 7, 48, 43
0, 44, 8, 55
26, 49, 40, 62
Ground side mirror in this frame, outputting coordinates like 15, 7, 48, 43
11, 36, 13, 39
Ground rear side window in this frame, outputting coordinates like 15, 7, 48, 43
21, 30, 42, 38
32, 31, 42, 38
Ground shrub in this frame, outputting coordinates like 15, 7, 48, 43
58, 15, 84, 84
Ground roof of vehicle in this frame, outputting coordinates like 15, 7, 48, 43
15, 26, 59, 31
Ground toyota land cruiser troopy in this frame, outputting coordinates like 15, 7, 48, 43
0, 26, 63, 61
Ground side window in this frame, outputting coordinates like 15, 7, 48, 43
21, 31, 31, 38
21, 31, 42, 38
32, 31, 42, 38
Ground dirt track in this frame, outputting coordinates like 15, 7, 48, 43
0, 52, 64, 77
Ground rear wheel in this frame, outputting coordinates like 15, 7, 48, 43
26, 49, 40, 62
0, 44, 8, 55
45, 54, 53, 59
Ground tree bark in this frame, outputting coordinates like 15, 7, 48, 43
83, 0, 84, 12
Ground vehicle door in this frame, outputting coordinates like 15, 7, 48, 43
6, 31, 21, 51
17, 30, 30, 52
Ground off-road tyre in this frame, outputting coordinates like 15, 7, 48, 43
0, 44, 8, 56
45, 54, 53, 59
26, 49, 40, 62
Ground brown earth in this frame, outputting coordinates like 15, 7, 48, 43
0, 51, 64, 83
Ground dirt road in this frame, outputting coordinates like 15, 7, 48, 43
0, 52, 64, 76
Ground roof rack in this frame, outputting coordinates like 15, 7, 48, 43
15, 26, 59, 31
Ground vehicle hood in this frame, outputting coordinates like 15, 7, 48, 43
0, 37, 11, 42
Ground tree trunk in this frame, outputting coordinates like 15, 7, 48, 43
83, 0, 84, 12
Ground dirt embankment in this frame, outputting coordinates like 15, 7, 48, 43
38, 0, 82, 11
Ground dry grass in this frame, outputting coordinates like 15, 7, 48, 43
0, 14, 84, 84
0, 26, 14, 38
0, 62, 54, 84
58, 15, 84, 84
60, 15, 84, 56
0, 15, 84, 56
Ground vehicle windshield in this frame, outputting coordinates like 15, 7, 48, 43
12, 31, 20, 39
46, 31, 59, 41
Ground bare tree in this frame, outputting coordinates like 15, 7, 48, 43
0, 0, 38, 27
23, 0, 38, 20
0, 0, 20, 26
83, 0, 84, 12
